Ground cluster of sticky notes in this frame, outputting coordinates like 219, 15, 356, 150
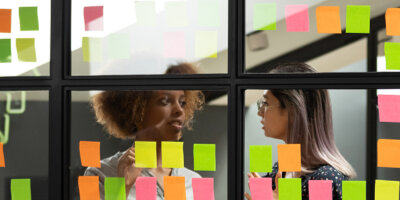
11, 179, 32, 200
0, 142, 5, 167
377, 95, 400, 123
79, 141, 101, 168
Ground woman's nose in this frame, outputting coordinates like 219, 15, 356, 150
172, 102, 184, 115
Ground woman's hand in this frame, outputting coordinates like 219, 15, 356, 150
244, 172, 282, 200
117, 147, 142, 195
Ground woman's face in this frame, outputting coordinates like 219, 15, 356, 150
140, 90, 186, 140
258, 90, 288, 141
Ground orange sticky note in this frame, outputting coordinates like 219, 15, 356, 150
79, 141, 101, 168
0, 9, 12, 33
316, 6, 341, 34
0, 143, 5, 167
386, 8, 400, 36
278, 144, 301, 172
78, 176, 100, 200
164, 176, 186, 200
378, 139, 400, 168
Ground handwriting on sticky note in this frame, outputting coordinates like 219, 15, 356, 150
164, 176, 186, 200
0, 143, 5, 167
78, 176, 100, 200
342, 181, 366, 200
0, 39, 11, 63
16, 38, 37, 62
378, 139, 400, 168
316, 6, 341, 34
11, 179, 31, 200
386, 8, 400, 36
192, 178, 215, 200
375, 180, 399, 200
198, 0, 220, 27
19, 7, 39, 31
285, 5, 309, 32
378, 95, 400, 122
82, 37, 103, 62
195, 31, 218, 58
279, 178, 301, 200
84, 6, 104, 31
309, 180, 333, 200
253, 3, 276, 31
164, 32, 186, 58
249, 145, 272, 173
135, 141, 157, 168
346, 5, 370, 34
79, 141, 101, 168
0, 9, 12, 33
105, 177, 126, 200
193, 144, 216, 171
384, 42, 400, 70
249, 178, 272, 200
136, 177, 157, 200
278, 144, 301, 172
162, 141, 184, 168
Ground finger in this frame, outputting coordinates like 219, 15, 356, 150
247, 173, 254, 178
252, 172, 261, 178
244, 192, 252, 200
274, 172, 282, 191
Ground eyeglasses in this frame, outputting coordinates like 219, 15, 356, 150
257, 98, 279, 113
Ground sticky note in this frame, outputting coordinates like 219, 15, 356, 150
0, 9, 12, 33
0, 39, 11, 63
375, 180, 399, 200
386, 8, 400, 36
82, 37, 103, 62
378, 95, 400, 122
84, 6, 103, 31
11, 179, 31, 200
285, 5, 309, 32
192, 178, 215, 200
164, 176, 186, 200
253, 3, 276, 31
78, 176, 100, 200
107, 33, 130, 60
198, 0, 220, 27
135, 1, 157, 26
79, 141, 101, 168
0, 143, 5, 167
279, 178, 301, 200
164, 32, 186, 58
162, 141, 184, 168
249, 178, 273, 200
384, 42, 400, 70
316, 6, 341, 34
105, 177, 126, 200
346, 5, 370, 34
342, 181, 366, 200
135, 141, 157, 168
308, 180, 332, 200
19, 7, 39, 31
136, 177, 157, 200
378, 139, 400, 168
249, 145, 272, 172
193, 144, 216, 171
195, 31, 218, 58
16, 38, 36, 62
166, 2, 188, 27
277, 144, 301, 172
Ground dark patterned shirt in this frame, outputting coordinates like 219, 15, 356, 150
264, 162, 349, 200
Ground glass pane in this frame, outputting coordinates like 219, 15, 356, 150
71, 0, 228, 76
0, 1, 51, 77
0, 91, 49, 199
70, 90, 228, 199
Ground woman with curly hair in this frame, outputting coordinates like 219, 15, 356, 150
84, 63, 204, 199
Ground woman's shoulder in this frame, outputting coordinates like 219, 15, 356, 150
310, 165, 348, 182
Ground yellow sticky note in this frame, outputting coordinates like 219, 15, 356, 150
195, 31, 218, 58
162, 141, 184, 168
375, 180, 399, 200
135, 141, 157, 168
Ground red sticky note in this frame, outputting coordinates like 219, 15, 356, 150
309, 180, 333, 200
386, 8, 400, 36
84, 6, 104, 31
285, 5, 309, 32
164, 176, 186, 200
0, 9, 11, 33
164, 32, 186, 58
378, 139, 400, 168
192, 178, 215, 200
78, 176, 100, 200
136, 177, 157, 200
0, 143, 5, 167
249, 178, 273, 200
79, 141, 101, 168
378, 95, 400, 123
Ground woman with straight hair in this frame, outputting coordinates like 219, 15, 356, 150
245, 63, 356, 200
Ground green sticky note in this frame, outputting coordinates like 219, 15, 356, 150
135, 141, 157, 168
346, 5, 370, 34
0, 39, 11, 63
82, 37, 103, 62
342, 181, 366, 200
375, 180, 399, 200
198, 0, 220, 27
195, 31, 218, 58
249, 145, 272, 172
193, 144, 216, 171
162, 141, 184, 168
19, 7, 39, 31
135, 1, 156, 26
11, 179, 32, 200
279, 178, 301, 200
108, 33, 130, 60
166, 2, 188, 27
105, 177, 126, 200
254, 3, 277, 30
16, 38, 36, 62
385, 42, 400, 70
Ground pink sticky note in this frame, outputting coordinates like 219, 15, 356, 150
135, 177, 157, 200
192, 178, 215, 200
249, 178, 273, 200
84, 6, 104, 31
309, 180, 332, 200
378, 95, 400, 123
164, 32, 186, 58
285, 5, 309, 32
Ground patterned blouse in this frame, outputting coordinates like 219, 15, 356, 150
265, 162, 349, 200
